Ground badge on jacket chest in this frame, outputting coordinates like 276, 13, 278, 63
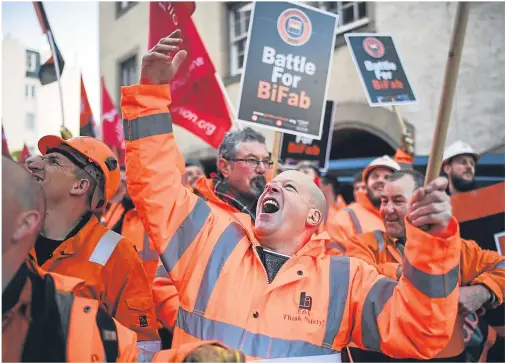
139, 315, 148, 327
283, 292, 325, 327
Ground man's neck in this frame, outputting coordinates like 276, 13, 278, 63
42, 202, 89, 240
259, 233, 309, 256
448, 183, 459, 195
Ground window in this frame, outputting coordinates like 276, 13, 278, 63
31, 86, 36, 98
228, 2, 252, 76
116, 1, 137, 18
316, 2, 369, 35
25, 113, 35, 131
119, 55, 137, 87
118, 54, 137, 103
25, 85, 30, 99
25, 50, 40, 78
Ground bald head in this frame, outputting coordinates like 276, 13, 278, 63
3, 156, 46, 290
275, 170, 327, 220
3, 156, 46, 216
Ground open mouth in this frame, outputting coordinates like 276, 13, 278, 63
261, 197, 280, 214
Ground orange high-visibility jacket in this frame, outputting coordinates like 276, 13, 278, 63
2, 260, 138, 362
346, 231, 505, 304
326, 192, 384, 247
345, 230, 505, 358
101, 201, 125, 229
152, 176, 240, 330
122, 208, 159, 285
29, 215, 160, 347
122, 84, 462, 360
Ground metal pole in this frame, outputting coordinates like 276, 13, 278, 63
46, 30, 65, 128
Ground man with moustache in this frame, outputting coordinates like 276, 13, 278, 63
326, 156, 400, 246
442, 141, 479, 194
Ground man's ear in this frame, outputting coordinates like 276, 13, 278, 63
306, 208, 323, 228
12, 210, 41, 242
217, 158, 231, 179
70, 178, 91, 197
443, 163, 451, 176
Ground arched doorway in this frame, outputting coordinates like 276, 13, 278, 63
330, 127, 395, 160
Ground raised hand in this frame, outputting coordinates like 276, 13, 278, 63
408, 177, 452, 236
140, 29, 187, 85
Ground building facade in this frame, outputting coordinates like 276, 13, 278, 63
2, 35, 81, 155
99, 1, 505, 164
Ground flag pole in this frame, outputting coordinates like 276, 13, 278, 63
46, 29, 65, 128
214, 72, 243, 131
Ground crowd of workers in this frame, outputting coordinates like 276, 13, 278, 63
3, 30, 504, 362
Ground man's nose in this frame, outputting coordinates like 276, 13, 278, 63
266, 182, 281, 193
255, 162, 267, 174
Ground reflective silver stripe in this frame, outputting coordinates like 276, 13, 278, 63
403, 257, 459, 298
123, 113, 173, 141
327, 242, 346, 253
372, 230, 385, 252
344, 208, 362, 234
361, 277, 397, 351
194, 223, 245, 315
155, 264, 169, 278
160, 198, 211, 273
494, 261, 505, 270
323, 257, 350, 348
138, 231, 158, 262
89, 230, 122, 266
177, 307, 338, 359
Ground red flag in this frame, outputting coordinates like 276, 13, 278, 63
2, 126, 12, 158
148, 2, 232, 149
101, 77, 125, 165
33, 2, 65, 85
19, 144, 32, 164
80, 75, 96, 137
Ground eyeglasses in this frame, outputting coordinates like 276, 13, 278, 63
228, 158, 274, 169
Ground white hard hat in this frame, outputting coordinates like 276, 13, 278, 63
442, 141, 479, 165
363, 155, 401, 182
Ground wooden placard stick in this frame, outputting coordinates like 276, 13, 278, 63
424, 2, 470, 185
271, 131, 282, 176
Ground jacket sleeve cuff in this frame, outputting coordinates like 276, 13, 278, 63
402, 217, 460, 298
472, 278, 503, 308
121, 84, 172, 120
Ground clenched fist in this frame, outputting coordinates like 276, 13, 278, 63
458, 285, 492, 315
140, 29, 187, 85
408, 177, 452, 236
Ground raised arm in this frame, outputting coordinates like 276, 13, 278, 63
347, 177, 461, 359
121, 31, 211, 288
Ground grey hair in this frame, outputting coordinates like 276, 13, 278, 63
389, 170, 425, 190
217, 127, 266, 161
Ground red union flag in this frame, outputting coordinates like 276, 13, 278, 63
80, 76, 96, 137
101, 77, 125, 165
148, 2, 232, 149
19, 143, 31, 164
